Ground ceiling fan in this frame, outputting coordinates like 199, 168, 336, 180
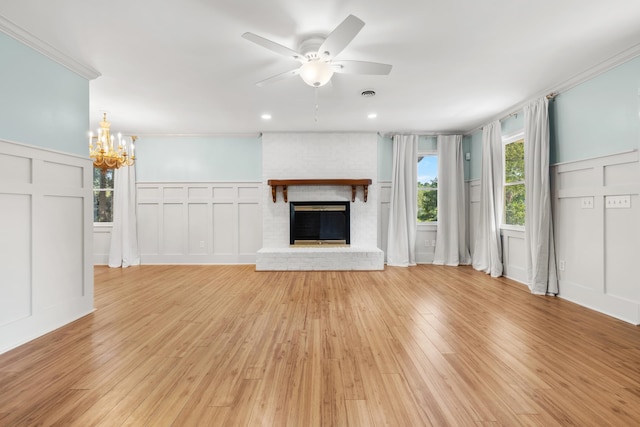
242, 14, 392, 87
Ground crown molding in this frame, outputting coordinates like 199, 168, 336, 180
0, 14, 101, 80
549, 41, 640, 96
463, 41, 640, 136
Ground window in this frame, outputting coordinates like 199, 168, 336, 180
93, 168, 114, 223
417, 154, 438, 222
503, 134, 525, 226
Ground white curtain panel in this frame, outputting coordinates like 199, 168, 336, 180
472, 121, 504, 277
524, 97, 559, 295
387, 134, 418, 267
433, 135, 471, 266
108, 164, 140, 268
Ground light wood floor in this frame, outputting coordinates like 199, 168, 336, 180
1, 265, 640, 426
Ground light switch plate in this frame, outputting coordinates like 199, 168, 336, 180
605, 195, 631, 209
580, 197, 594, 209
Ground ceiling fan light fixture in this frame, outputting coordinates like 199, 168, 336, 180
300, 60, 334, 87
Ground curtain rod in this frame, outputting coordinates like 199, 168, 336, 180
494, 91, 558, 124
465, 92, 558, 136
381, 131, 466, 138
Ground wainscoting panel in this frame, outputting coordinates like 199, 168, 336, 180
41, 161, 83, 188
553, 150, 640, 324
93, 225, 112, 265
0, 193, 31, 326
212, 203, 234, 255
162, 203, 184, 255
188, 203, 208, 255
0, 139, 94, 354
501, 229, 526, 283
39, 195, 85, 309
137, 182, 261, 264
137, 203, 160, 255
238, 202, 261, 255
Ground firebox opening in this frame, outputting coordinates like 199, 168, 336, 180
290, 201, 350, 246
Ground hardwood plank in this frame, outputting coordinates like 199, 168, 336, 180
345, 399, 375, 426
0, 264, 639, 426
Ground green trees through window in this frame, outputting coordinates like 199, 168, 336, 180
93, 168, 114, 222
504, 138, 525, 226
417, 155, 438, 222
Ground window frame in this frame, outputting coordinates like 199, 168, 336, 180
502, 130, 525, 230
416, 149, 438, 226
93, 167, 115, 224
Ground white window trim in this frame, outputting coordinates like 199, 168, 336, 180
502, 130, 525, 230
417, 149, 438, 225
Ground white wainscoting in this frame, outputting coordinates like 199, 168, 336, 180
93, 224, 112, 265
553, 150, 640, 324
136, 182, 262, 264
0, 139, 94, 354
501, 228, 526, 283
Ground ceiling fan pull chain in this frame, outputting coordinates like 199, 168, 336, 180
314, 87, 319, 122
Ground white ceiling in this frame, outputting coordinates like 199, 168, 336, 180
2, 0, 640, 136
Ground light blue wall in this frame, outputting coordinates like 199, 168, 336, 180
465, 112, 524, 181
467, 130, 483, 181
462, 135, 472, 180
419, 135, 437, 152
0, 32, 89, 156
551, 55, 640, 164
135, 136, 262, 182
377, 135, 438, 182
501, 112, 524, 136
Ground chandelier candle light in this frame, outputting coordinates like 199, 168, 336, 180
89, 113, 136, 170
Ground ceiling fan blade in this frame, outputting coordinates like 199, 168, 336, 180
318, 15, 365, 59
332, 60, 392, 75
242, 32, 306, 62
255, 68, 301, 87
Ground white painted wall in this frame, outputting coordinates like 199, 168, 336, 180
135, 182, 262, 264
261, 133, 378, 249
0, 139, 94, 354
553, 150, 640, 324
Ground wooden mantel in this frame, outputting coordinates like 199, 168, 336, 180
267, 179, 372, 203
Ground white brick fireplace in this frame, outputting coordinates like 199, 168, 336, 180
256, 133, 384, 271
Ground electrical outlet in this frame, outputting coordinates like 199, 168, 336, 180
199, 240, 205, 248
558, 260, 565, 271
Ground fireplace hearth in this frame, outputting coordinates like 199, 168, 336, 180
290, 201, 350, 246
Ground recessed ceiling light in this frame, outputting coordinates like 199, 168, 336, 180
261, 113, 272, 120
368, 113, 377, 119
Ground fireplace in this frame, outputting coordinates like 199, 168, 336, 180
290, 201, 350, 245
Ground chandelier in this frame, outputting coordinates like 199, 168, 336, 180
89, 113, 135, 170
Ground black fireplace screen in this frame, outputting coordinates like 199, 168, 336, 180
289, 201, 350, 245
